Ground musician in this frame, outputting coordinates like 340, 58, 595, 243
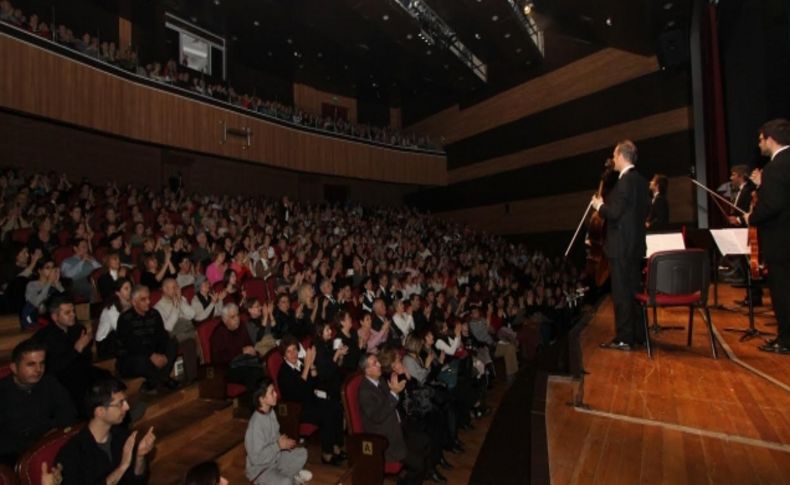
746, 119, 790, 355
727, 165, 755, 227
591, 140, 651, 351
645, 174, 669, 231
726, 165, 762, 306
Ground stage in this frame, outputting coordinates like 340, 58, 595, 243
547, 284, 790, 484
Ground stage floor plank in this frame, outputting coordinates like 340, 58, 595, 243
548, 288, 790, 484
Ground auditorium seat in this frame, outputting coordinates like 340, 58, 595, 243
0, 464, 15, 485
242, 278, 267, 302
263, 348, 318, 439
181, 284, 195, 303
15, 425, 83, 485
149, 289, 163, 307
195, 318, 246, 400
52, 246, 74, 266
10, 228, 32, 244
342, 372, 402, 483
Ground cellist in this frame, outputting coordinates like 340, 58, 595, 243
745, 119, 790, 355
590, 140, 651, 351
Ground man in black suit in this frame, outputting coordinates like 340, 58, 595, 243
358, 353, 438, 484
645, 174, 669, 232
591, 140, 651, 350
726, 165, 763, 305
747, 119, 790, 355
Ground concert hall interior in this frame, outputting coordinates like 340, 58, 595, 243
1, 0, 789, 484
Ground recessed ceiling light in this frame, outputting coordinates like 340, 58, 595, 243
523, 3, 533, 15
605, 17, 613, 27
474, 33, 481, 39
492, 15, 498, 21
666, 20, 676, 28
344, 64, 349, 70
663, 2, 674, 9
267, 51, 272, 56
504, 32, 511, 39
443, 64, 449, 69
213, 0, 220, 5
426, 49, 432, 55
406, 33, 413, 40
317, 52, 323, 58
231, 35, 238, 41
286, 38, 293, 44
253, 20, 260, 27
382, 14, 389, 21
516, 47, 523, 53
190, 16, 197, 22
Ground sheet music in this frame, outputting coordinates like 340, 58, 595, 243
709, 228, 750, 256
645, 233, 686, 257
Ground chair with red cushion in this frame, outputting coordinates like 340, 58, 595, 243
10, 228, 32, 244
342, 372, 402, 483
181, 284, 195, 303
242, 278, 267, 302
195, 318, 246, 400
148, 289, 163, 307
263, 348, 318, 439
0, 463, 15, 485
635, 249, 717, 359
52, 246, 74, 267
15, 424, 83, 485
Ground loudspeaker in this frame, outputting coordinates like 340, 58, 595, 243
656, 29, 690, 70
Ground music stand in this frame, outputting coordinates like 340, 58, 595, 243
644, 233, 687, 334
709, 229, 774, 341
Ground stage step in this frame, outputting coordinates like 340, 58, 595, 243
147, 414, 248, 485
135, 398, 232, 466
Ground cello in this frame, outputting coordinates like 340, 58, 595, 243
565, 158, 617, 287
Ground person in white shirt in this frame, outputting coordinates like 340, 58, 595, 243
154, 278, 199, 384
392, 299, 415, 343
96, 277, 132, 357
190, 276, 225, 322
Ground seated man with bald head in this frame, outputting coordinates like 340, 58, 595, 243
116, 285, 178, 393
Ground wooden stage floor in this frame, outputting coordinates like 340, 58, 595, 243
547, 284, 790, 484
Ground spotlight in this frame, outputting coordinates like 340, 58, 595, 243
605, 17, 613, 27
523, 3, 533, 15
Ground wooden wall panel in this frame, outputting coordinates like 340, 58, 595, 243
448, 107, 692, 184
293, 83, 358, 123
408, 49, 659, 145
0, 33, 443, 186
436, 176, 695, 236
118, 17, 132, 50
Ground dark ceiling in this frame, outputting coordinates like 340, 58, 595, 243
127, 0, 690, 125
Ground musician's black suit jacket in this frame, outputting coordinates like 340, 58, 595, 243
646, 193, 669, 231
600, 168, 651, 260
750, 148, 790, 262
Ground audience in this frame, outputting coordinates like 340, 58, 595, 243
244, 379, 312, 484
32, 296, 112, 415
0, 338, 76, 465
56, 379, 155, 485
154, 278, 199, 385
182, 461, 228, 485
210, 303, 264, 393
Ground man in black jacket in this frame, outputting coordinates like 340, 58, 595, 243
592, 140, 651, 350
33, 296, 111, 415
645, 174, 669, 232
0, 339, 76, 465
115, 285, 177, 392
56, 379, 155, 485
747, 119, 790, 354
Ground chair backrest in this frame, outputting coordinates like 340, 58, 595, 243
264, 348, 284, 395
149, 289, 163, 307
16, 424, 83, 485
52, 247, 74, 267
0, 364, 11, 380
181, 284, 195, 303
11, 228, 32, 244
646, 249, 710, 303
342, 372, 365, 434
196, 318, 222, 365
242, 278, 267, 302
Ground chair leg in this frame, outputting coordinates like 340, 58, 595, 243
642, 305, 653, 359
704, 307, 718, 359
687, 306, 694, 347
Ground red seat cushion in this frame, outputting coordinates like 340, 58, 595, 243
226, 383, 246, 398
181, 284, 195, 303
384, 461, 403, 475
343, 373, 364, 434
635, 291, 701, 305
242, 278, 268, 302
149, 289, 163, 307
0, 365, 11, 380
299, 423, 318, 436
265, 349, 284, 395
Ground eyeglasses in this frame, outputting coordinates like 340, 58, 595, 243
105, 398, 128, 408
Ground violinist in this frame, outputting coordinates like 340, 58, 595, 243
746, 119, 790, 355
590, 140, 651, 351
726, 165, 762, 307
645, 174, 669, 232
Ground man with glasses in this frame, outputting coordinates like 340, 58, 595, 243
56, 379, 156, 484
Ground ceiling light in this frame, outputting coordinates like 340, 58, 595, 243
492, 15, 499, 21
523, 3, 533, 15
666, 20, 676, 28
293, 51, 300, 57
267, 51, 272, 56
382, 14, 389, 21
605, 17, 613, 27
663, 2, 674, 9
516, 47, 523, 53
426, 49, 432, 55
443, 64, 449, 69
286, 38, 293, 44
190, 16, 197, 22
406, 33, 413, 40
474, 33, 481, 39
253, 20, 260, 27
504, 32, 511, 39
213, 0, 220, 5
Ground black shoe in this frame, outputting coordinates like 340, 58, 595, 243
599, 340, 633, 351
439, 455, 454, 470
427, 469, 447, 483
758, 339, 790, 355
321, 454, 344, 466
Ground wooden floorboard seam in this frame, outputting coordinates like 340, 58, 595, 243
573, 405, 790, 454
710, 322, 790, 393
